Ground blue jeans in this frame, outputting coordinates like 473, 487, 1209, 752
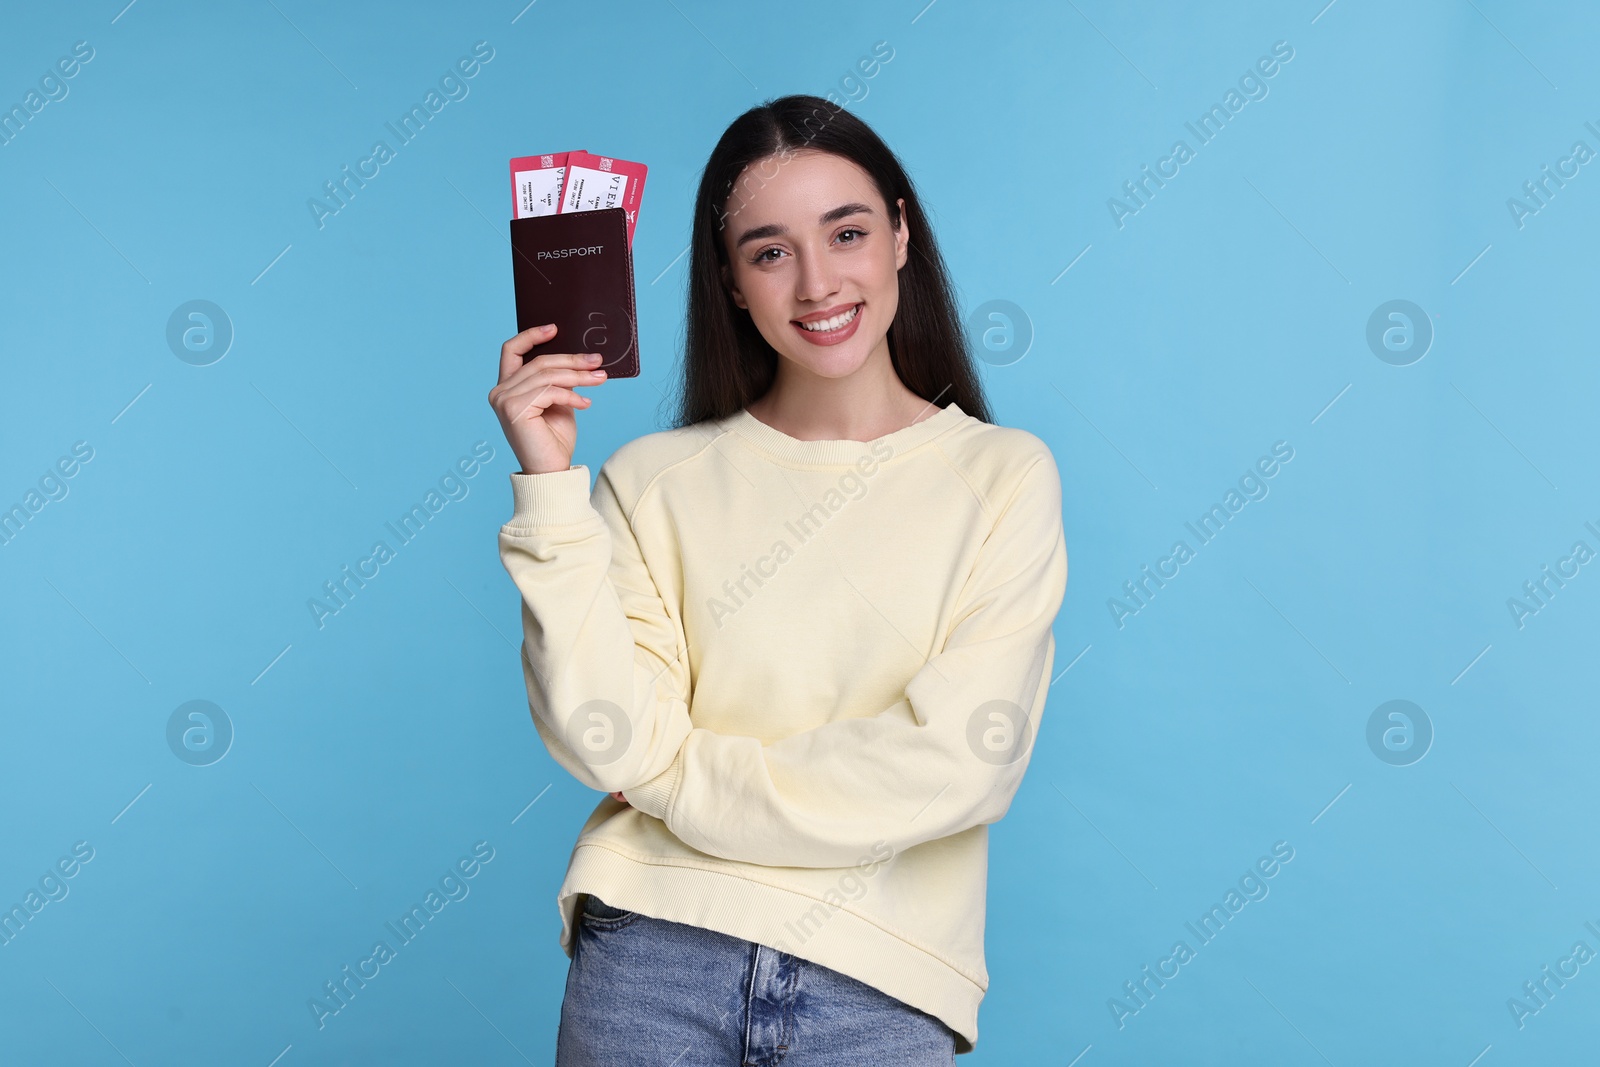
556, 895, 959, 1065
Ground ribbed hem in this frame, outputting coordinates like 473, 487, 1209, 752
723, 401, 967, 467
622, 752, 682, 820
503, 466, 595, 528
557, 843, 983, 1054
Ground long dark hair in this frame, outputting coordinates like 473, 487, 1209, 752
670, 94, 991, 428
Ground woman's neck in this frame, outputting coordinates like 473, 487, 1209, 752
747, 356, 939, 444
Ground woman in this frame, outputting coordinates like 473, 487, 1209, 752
490, 94, 1067, 1063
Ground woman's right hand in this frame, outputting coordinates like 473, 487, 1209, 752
489, 323, 608, 475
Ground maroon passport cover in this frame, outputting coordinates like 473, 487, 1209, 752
508, 206, 639, 377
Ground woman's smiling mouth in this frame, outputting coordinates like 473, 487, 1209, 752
792, 302, 863, 345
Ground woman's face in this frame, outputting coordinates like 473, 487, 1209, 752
719, 149, 908, 381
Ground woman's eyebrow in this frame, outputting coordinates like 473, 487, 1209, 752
734, 202, 876, 248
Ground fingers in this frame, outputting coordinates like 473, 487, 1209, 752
494, 365, 605, 413
498, 323, 602, 380
505, 365, 608, 394
491, 347, 608, 415
498, 323, 556, 381
503, 383, 590, 423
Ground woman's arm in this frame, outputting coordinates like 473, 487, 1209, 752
622, 451, 1069, 868
497, 461, 693, 795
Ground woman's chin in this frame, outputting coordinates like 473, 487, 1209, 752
779, 342, 876, 379
769, 323, 886, 377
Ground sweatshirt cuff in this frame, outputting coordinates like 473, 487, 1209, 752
623, 751, 684, 821
505, 466, 594, 528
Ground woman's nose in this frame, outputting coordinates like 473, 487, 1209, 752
793, 247, 839, 303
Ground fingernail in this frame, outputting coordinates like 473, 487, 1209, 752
586, 352, 603, 363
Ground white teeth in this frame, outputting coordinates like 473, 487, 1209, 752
799, 304, 859, 332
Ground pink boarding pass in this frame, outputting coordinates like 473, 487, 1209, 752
509, 150, 583, 219
558, 151, 647, 246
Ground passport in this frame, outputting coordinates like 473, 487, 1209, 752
508, 206, 639, 378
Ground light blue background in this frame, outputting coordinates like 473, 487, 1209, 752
3, 0, 1596, 1063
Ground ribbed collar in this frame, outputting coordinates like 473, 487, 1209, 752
721, 400, 968, 466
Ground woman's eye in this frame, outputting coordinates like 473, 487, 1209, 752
752, 229, 864, 264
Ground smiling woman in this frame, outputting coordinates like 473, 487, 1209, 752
675, 98, 989, 437
489, 93, 1068, 1062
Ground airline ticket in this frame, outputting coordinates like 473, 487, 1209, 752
509, 149, 647, 246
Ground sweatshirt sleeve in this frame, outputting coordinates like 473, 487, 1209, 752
497, 462, 693, 795
622, 450, 1069, 868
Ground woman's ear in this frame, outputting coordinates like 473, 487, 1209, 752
720, 262, 748, 310
894, 197, 909, 271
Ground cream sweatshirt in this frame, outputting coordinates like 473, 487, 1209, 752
497, 400, 1068, 1053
